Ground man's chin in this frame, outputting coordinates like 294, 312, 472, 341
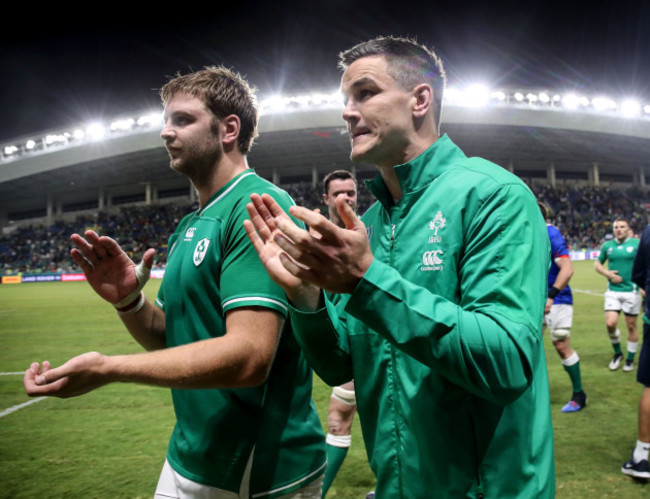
169, 159, 189, 175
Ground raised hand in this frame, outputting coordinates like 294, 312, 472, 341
70, 230, 155, 305
244, 194, 321, 310
245, 193, 374, 296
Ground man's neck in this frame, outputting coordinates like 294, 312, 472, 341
194, 155, 249, 207
376, 134, 439, 202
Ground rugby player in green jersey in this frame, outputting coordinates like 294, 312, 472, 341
595, 218, 642, 372
24, 66, 326, 498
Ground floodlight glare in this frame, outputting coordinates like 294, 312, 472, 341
110, 118, 135, 132
514, 92, 524, 102
4, 145, 18, 155
443, 86, 461, 103
26, 140, 36, 150
259, 95, 286, 114
463, 84, 490, 107
621, 99, 641, 117
73, 129, 85, 140
539, 93, 550, 103
86, 123, 106, 140
45, 134, 67, 145
592, 96, 617, 112
137, 113, 163, 127
562, 94, 581, 109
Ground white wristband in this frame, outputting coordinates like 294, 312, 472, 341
114, 260, 151, 308
116, 292, 146, 315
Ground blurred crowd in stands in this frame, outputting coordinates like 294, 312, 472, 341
0, 182, 648, 275
531, 184, 649, 249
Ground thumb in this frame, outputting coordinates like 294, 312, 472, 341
36, 364, 65, 385
142, 248, 156, 269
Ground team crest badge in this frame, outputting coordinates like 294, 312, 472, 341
429, 211, 446, 235
193, 238, 210, 266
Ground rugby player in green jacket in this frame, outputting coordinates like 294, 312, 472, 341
246, 36, 555, 498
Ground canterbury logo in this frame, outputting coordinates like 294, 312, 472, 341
422, 250, 443, 265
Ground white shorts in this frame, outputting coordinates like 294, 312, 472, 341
544, 304, 573, 341
604, 290, 641, 315
155, 459, 322, 499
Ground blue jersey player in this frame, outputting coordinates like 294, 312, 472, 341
540, 202, 587, 412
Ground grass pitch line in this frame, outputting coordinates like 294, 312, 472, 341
573, 288, 605, 297
0, 397, 47, 419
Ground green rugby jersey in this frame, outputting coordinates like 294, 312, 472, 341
598, 237, 640, 292
156, 170, 325, 497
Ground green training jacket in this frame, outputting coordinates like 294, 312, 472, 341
291, 135, 555, 498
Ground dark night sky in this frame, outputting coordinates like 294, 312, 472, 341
1, 1, 649, 143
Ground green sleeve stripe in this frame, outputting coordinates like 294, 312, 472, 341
223, 296, 289, 315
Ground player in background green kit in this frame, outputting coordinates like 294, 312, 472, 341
595, 218, 642, 372
318, 169, 366, 498
24, 66, 326, 499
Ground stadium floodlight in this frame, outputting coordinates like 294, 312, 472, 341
45, 134, 68, 145
289, 95, 311, 108
86, 123, 106, 141
491, 90, 507, 101
110, 118, 135, 132
72, 129, 85, 140
562, 93, 583, 110
526, 93, 538, 103
463, 84, 490, 107
259, 95, 287, 114
539, 92, 550, 103
443, 86, 462, 104
25, 140, 36, 150
514, 92, 524, 102
644, 105, 650, 115
310, 91, 342, 107
620, 99, 641, 118
592, 96, 617, 112
4, 145, 18, 155
137, 113, 162, 128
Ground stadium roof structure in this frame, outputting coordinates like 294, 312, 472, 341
1, 87, 650, 226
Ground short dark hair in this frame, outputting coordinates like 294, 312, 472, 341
538, 201, 550, 221
160, 66, 259, 154
323, 169, 357, 195
338, 36, 446, 130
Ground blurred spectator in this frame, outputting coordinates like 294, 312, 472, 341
1, 182, 647, 275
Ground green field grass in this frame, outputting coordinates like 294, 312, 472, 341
1, 260, 648, 498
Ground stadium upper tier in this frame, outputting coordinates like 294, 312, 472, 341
1, 86, 650, 225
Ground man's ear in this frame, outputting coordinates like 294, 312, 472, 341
221, 114, 241, 146
412, 83, 434, 118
